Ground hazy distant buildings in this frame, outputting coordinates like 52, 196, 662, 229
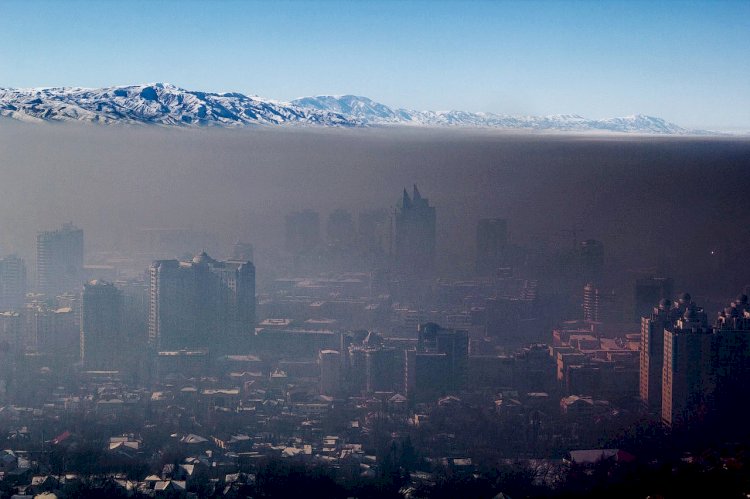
36, 223, 84, 295
357, 209, 390, 259
0, 255, 26, 311
476, 218, 508, 275
230, 241, 254, 262
394, 185, 436, 276
81, 280, 122, 370
285, 210, 321, 254
149, 252, 255, 354
326, 209, 356, 250
24, 302, 77, 358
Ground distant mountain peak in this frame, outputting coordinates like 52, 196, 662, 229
0, 84, 700, 134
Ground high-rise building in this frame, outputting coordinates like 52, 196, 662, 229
0, 255, 26, 311
582, 283, 620, 323
81, 280, 123, 370
319, 349, 341, 396
639, 292, 750, 430
285, 210, 320, 254
661, 299, 713, 428
36, 223, 84, 296
409, 323, 469, 402
149, 252, 255, 354
347, 331, 399, 394
23, 302, 78, 358
639, 298, 679, 413
394, 185, 436, 276
476, 218, 508, 275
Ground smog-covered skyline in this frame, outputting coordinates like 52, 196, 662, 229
2, 120, 749, 299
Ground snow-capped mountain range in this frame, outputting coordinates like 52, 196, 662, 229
292, 95, 689, 134
0, 83, 696, 134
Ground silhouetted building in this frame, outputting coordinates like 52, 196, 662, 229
347, 331, 399, 394
476, 218, 508, 274
394, 185, 436, 276
319, 349, 341, 396
149, 252, 255, 354
81, 280, 123, 370
408, 323, 468, 402
0, 255, 26, 311
36, 223, 83, 295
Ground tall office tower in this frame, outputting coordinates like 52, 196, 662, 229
411, 322, 469, 402
347, 331, 399, 394
394, 185, 436, 276
149, 252, 255, 353
476, 218, 508, 275
285, 210, 320, 254
634, 277, 674, 321
662, 300, 714, 428
318, 349, 341, 396
582, 283, 619, 323
582, 283, 597, 322
326, 209, 356, 250
81, 280, 123, 370
0, 255, 26, 311
639, 298, 680, 413
36, 223, 84, 296
578, 239, 604, 285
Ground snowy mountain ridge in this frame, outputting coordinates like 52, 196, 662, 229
0, 83, 696, 134
292, 95, 690, 134
0, 83, 356, 127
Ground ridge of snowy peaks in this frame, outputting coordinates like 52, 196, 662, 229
0, 83, 357, 127
292, 95, 690, 134
0, 84, 692, 134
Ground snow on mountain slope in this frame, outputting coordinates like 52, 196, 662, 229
292, 95, 690, 134
0, 84, 357, 127
0, 83, 694, 134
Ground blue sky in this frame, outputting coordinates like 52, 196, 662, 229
0, 0, 748, 129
